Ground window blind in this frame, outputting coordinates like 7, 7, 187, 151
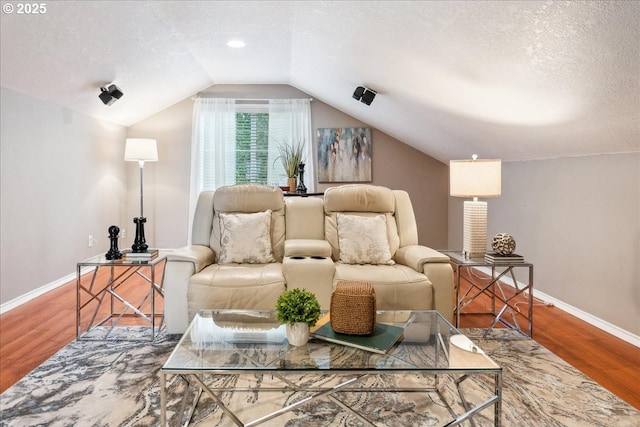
235, 112, 270, 184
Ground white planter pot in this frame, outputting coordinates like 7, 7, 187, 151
286, 322, 310, 346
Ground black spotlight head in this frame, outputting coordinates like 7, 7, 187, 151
99, 84, 124, 105
352, 86, 376, 105
99, 88, 113, 105
109, 84, 123, 100
352, 86, 365, 101
360, 88, 377, 105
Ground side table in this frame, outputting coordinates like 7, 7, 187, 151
441, 251, 534, 338
76, 251, 168, 340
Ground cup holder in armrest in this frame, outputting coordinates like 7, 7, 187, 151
287, 255, 328, 260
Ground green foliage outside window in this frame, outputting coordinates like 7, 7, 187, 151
235, 112, 269, 184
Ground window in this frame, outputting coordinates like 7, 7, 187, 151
190, 98, 314, 224
234, 112, 270, 184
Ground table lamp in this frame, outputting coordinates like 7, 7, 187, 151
450, 155, 501, 258
124, 138, 158, 253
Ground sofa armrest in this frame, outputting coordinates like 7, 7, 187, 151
164, 245, 215, 334
166, 245, 215, 273
395, 245, 450, 271
395, 245, 454, 323
284, 239, 332, 258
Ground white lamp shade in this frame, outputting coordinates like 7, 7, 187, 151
124, 138, 158, 162
449, 159, 501, 198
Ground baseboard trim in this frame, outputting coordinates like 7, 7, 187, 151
531, 289, 640, 348
1, 249, 175, 316
0, 270, 83, 315
475, 266, 640, 348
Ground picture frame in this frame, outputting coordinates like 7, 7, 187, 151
316, 127, 372, 183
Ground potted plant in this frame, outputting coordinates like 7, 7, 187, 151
275, 288, 321, 346
275, 139, 305, 192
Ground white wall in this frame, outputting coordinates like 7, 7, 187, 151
0, 88, 127, 306
449, 153, 640, 337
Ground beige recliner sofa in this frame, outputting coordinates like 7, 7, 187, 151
164, 183, 453, 334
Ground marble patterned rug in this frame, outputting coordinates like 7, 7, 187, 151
0, 327, 638, 426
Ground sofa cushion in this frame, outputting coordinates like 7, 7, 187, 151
337, 213, 394, 265
324, 184, 400, 262
325, 212, 400, 262
324, 184, 396, 213
285, 197, 325, 240
219, 210, 275, 264
333, 263, 432, 310
188, 263, 285, 319
210, 184, 286, 262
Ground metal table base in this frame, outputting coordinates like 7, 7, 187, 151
442, 251, 534, 338
76, 252, 167, 340
161, 369, 502, 427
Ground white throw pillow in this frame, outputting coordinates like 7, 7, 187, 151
219, 210, 276, 264
336, 213, 395, 265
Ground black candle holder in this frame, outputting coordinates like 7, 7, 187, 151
105, 225, 122, 260
131, 217, 148, 253
296, 162, 307, 194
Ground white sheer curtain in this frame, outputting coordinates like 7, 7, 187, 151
188, 98, 236, 240
267, 99, 315, 191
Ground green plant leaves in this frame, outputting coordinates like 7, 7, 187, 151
275, 288, 321, 326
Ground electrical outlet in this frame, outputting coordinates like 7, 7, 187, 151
121, 229, 125, 239
88, 235, 94, 247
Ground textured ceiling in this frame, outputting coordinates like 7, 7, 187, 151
1, 1, 639, 162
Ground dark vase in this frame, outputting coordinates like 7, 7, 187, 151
296, 162, 307, 194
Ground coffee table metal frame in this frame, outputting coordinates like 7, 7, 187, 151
76, 251, 167, 340
441, 251, 534, 338
160, 309, 502, 426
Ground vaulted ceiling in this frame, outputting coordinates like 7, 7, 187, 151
1, 1, 638, 162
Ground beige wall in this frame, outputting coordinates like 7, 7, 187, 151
2, 83, 637, 341
449, 153, 640, 337
128, 84, 449, 249
0, 88, 127, 306
124, 96, 194, 249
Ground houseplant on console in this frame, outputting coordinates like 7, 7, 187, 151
275, 139, 304, 192
275, 288, 321, 346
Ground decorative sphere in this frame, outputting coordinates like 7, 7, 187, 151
492, 233, 516, 255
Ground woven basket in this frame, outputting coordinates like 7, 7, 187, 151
330, 281, 376, 335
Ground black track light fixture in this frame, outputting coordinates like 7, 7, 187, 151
99, 84, 124, 106
352, 86, 377, 106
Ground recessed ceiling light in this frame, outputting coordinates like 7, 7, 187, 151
227, 39, 245, 48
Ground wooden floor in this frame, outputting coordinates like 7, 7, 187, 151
1, 269, 639, 411
458, 274, 640, 410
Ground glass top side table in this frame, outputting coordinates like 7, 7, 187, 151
76, 250, 168, 340
440, 251, 534, 338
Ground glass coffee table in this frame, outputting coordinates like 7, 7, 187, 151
161, 310, 502, 426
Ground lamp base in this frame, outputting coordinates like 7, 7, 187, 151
463, 200, 487, 258
132, 217, 148, 253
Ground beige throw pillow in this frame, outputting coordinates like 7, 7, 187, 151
336, 213, 395, 265
219, 210, 276, 264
